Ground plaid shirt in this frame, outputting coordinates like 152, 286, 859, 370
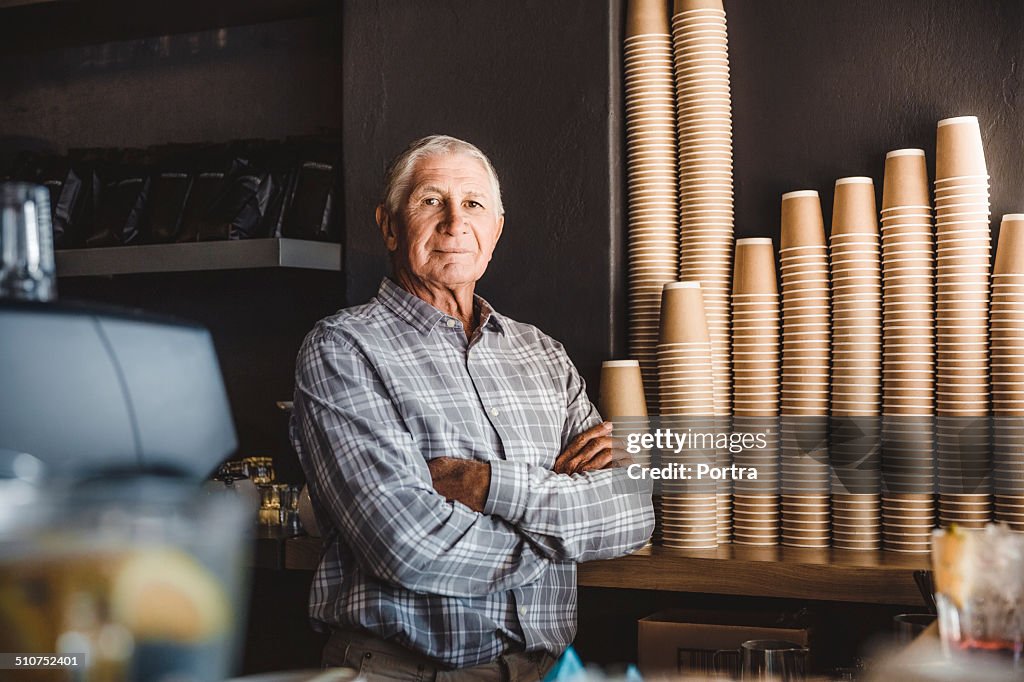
290, 278, 653, 668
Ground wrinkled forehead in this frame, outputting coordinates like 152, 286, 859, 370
407, 152, 495, 197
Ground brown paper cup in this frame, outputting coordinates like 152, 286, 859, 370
995, 214, 1024, 275
599, 360, 649, 418
733, 238, 778, 295
882, 149, 930, 210
935, 116, 988, 180
659, 282, 710, 344
674, 0, 725, 15
832, 177, 878, 235
781, 190, 826, 250
627, 0, 671, 36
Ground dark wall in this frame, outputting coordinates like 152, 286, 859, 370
340, 0, 1024, 396
0, 17, 341, 167
341, 0, 627, 392
728, 0, 1024, 240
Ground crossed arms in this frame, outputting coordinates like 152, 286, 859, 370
294, 330, 654, 599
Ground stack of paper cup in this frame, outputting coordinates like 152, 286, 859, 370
731, 238, 780, 546
880, 149, 936, 553
779, 191, 831, 548
599, 359, 654, 545
829, 177, 882, 550
670, 0, 733, 414
992, 216, 1024, 532
658, 282, 719, 549
625, 0, 680, 413
671, 0, 734, 541
934, 116, 992, 528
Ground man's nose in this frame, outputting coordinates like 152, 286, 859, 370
440, 202, 468, 234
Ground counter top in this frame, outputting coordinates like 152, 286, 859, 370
576, 544, 929, 605
271, 536, 929, 606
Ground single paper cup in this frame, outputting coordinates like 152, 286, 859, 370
599, 360, 649, 418
882, 149, 930, 210
832, 177, 878, 235
659, 281, 711, 344
781, 190, 826, 250
935, 116, 988, 180
628, 0, 672, 36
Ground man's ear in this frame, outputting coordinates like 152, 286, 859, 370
376, 204, 398, 252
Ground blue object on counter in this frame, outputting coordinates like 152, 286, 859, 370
543, 646, 585, 682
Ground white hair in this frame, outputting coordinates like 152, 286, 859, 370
381, 135, 504, 216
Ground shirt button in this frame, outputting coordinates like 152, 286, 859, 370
490, 408, 499, 417
519, 606, 528, 616
446, 319, 457, 328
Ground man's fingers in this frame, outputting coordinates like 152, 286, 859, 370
567, 435, 613, 472
578, 450, 614, 473
566, 435, 614, 474
555, 422, 613, 471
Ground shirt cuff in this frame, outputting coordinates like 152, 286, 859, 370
484, 459, 530, 524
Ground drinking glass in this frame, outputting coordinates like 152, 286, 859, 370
0, 182, 56, 302
0, 481, 252, 681
243, 456, 275, 485
932, 525, 1024, 668
258, 483, 281, 526
741, 639, 808, 680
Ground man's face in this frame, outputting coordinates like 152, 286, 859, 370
379, 153, 504, 289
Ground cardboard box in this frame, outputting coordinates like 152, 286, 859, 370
638, 609, 811, 677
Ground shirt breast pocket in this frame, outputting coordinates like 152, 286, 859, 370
508, 372, 566, 466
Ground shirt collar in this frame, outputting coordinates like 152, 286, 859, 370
377, 278, 505, 335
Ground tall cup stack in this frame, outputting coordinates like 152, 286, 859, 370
599, 359, 654, 545
731, 238, 781, 545
670, 0, 734, 417
992, 216, 1024, 532
828, 178, 882, 550
933, 116, 992, 528
779, 191, 832, 548
880, 149, 936, 553
671, 0, 735, 542
625, 0, 681, 413
658, 282, 719, 549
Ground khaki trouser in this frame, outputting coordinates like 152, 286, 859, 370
323, 629, 558, 682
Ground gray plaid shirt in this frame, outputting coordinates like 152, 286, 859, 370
290, 278, 653, 668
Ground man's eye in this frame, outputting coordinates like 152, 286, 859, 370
423, 197, 440, 206
466, 200, 482, 209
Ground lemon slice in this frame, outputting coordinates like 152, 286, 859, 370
110, 548, 229, 643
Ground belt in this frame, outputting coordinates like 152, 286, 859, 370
323, 629, 557, 682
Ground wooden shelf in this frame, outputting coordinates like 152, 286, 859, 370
55, 238, 341, 277
577, 545, 930, 606
0, 0, 339, 54
281, 537, 929, 606
285, 535, 322, 571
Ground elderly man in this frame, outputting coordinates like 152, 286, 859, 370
291, 135, 653, 680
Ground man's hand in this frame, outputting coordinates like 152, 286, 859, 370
553, 421, 619, 475
427, 458, 491, 513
